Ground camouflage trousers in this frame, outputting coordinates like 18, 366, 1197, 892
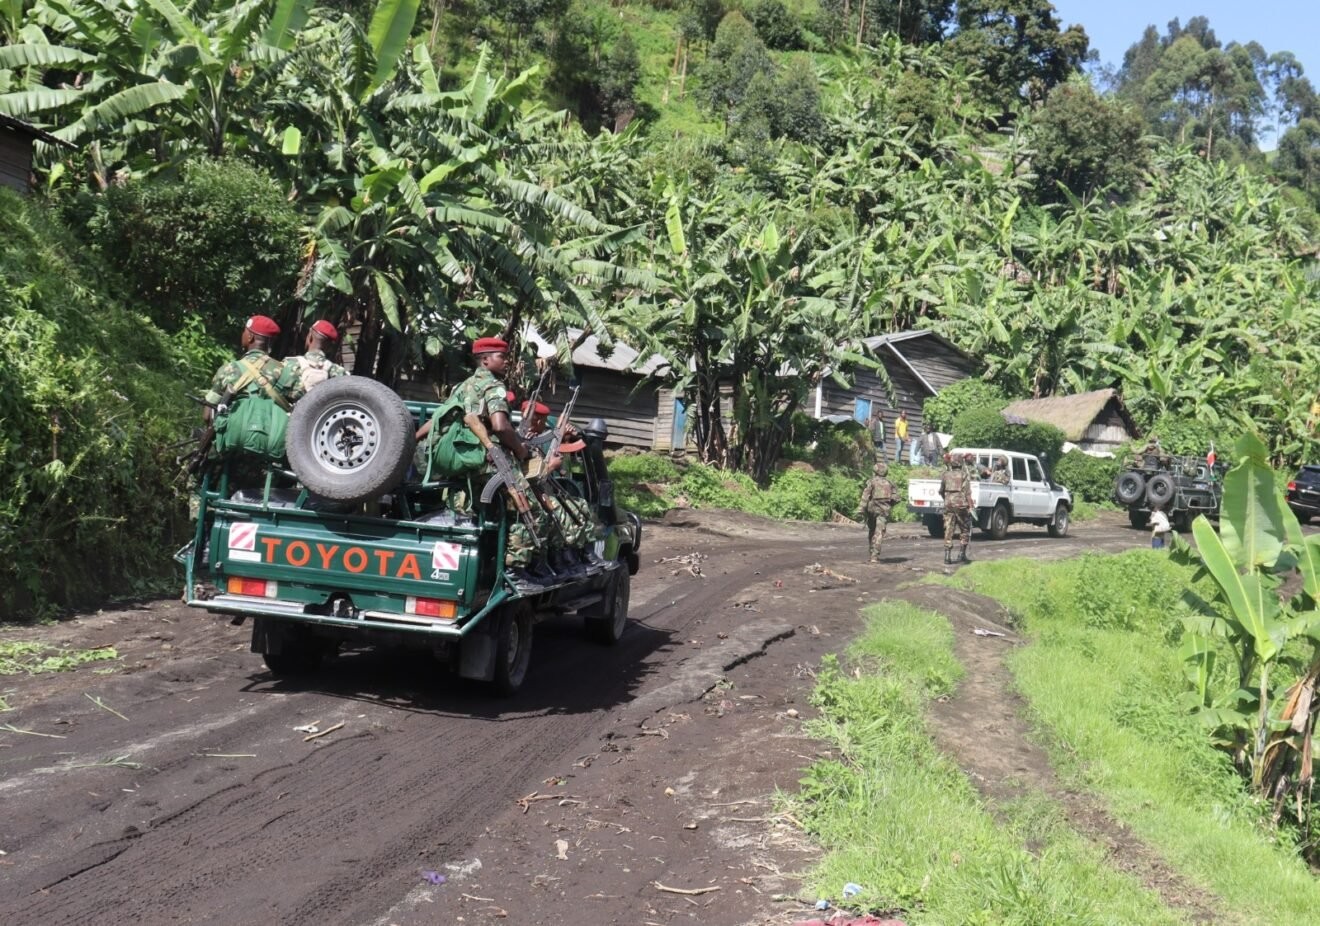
943, 506, 971, 548
505, 492, 549, 567
865, 512, 889, 561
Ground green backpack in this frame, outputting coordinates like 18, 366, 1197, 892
213, 359, 293, 461
421, 394, 486, 480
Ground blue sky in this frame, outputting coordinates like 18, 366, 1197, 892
1048, 1, 1318, 80
1047, 1, 1316, 145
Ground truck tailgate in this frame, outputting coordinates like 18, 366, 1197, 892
908, 478, 943, 510
208, 508, 479, 610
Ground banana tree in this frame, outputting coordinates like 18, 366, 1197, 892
1175, 433, 1320, 828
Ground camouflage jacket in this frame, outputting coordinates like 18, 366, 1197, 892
939, 467, 971, 508
204, 349, 303, 408
860, 476, 898, 517
991, 469, 1011, 485
285, 350, 347, 395
454, 367, 510, 424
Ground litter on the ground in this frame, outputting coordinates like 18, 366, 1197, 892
292, 723, 319, 734
555, 839, 569, 860
792, 918, 906, 926
653, 882, 721, 896
804, 563, 857, 584
972, 628, 1006, 637
815, 899, 831, 910
420, 870, 446, 885
303, 721, 344, 741
655, 552, 706, 577
842, 882, 863, 898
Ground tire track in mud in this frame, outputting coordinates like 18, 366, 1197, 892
0, 540, 825, 926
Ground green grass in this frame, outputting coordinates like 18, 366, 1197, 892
943, 553, 1320, 925
0, 641, 118, 675
789, 601, 1185, 925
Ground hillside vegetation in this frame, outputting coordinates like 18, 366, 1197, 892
1, 0, 1318, 614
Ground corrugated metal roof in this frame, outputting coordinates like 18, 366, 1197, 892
0, 114, 75, 148
523, 325, 670, 377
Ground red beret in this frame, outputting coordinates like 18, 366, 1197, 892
246, 315, 280, 337
472, 336, 509, 355
505, 390, 518, 404
521, 400, 551, 416
310, 319, 339, 341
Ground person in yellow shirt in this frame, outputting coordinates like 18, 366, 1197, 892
894, 410, 909, 463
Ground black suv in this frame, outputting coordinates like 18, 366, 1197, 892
1286, 465, 1320, 524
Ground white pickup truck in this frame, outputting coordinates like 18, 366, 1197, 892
907, 447, 1073, 540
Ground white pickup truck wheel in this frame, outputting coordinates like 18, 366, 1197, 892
1047, 503, 1070, 538
924, 514, 944, 538
988, 503, 1009, 540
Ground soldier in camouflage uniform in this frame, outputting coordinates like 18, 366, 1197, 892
991, 456, 1011, 485
284, 320, 347, 396
858, 460, 898, 563
939, 452, 972, 564
451, 337, 548, 571
202, 315, 303, 417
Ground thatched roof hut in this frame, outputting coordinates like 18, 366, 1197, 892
1001, 388, 1137, 453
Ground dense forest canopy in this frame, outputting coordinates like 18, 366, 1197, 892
1, 0, 1317, 483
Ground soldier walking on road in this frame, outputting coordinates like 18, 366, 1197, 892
858, 461, 899, 563
940, 452, 972, 565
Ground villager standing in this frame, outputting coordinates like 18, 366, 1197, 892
939, 452, 972, 564
1149, 504, 1171, 550
284, 320, 347, 396
858, 461, 899, 563
868, 409, 885, 458
894, 410, 908, 463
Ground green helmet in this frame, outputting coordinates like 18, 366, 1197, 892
874, 461, 888, 476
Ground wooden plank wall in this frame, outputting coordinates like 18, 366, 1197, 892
896, 336, 977, 391
542, 369, 659, 450
0, 131, 32, 193
654, 384, 735, 452
821, 359, 931, 435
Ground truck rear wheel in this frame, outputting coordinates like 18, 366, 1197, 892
492, 603, 534, 696
924, 514, 943, 538
988, 503, 1009, 540
286, 376, 416, 507
584, 566, 630, 645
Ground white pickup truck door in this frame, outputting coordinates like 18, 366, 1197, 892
1015, 458, 1051, 517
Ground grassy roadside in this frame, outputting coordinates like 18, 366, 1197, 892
788, 601, 1185, 924
944, 553, 1320, 925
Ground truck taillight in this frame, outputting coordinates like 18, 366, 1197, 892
1287, 481, 1297, 492
406, 596, 457, 619
227, 577, 278, 598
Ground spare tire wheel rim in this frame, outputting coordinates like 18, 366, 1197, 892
310, 402, 381, 474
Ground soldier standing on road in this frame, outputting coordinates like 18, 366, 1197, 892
940, 452, 972, 565
857, 461, 899, 564
284, 320, 347, 396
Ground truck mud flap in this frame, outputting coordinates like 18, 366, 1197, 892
458, 629, 496, 682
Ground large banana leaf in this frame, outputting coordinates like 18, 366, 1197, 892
0, 87, 80, 116
365, 0, 421, 96
263, 0, 311, 49
1192, 516, 1284, 662
60, 81, 187, 137
1218, 434, 1286, 570
0, 44, 94, 69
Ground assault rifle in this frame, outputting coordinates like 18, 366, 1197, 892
517, 366, 549, 440
539, 381, 582, 484
180, 391, 235, 476
466, 413, 542, 547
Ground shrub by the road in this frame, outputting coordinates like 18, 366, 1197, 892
0, 190, 219, 619
951, 405, 1065, 462
922, 379, 1008, 433
1052, 450, 1120, 504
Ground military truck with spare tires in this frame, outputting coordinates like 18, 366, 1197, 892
177, 376, 641, 695
1112, 449, 1225, 532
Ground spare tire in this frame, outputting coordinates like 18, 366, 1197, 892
286, 376, 416, 506
1114, 471, 1146, 505
1146, 473, 1176, 507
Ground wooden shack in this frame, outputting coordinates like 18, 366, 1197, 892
1000, 388, 1137, 453
0, 114, 68, 193
813, 330, 977, 436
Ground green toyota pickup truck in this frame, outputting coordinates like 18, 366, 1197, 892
178, 377, 641, 694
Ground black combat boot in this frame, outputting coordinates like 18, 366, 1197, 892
943, 547, 952, 565
959, 546, 971, 563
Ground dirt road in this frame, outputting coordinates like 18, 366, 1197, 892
0, 512, 1144, 925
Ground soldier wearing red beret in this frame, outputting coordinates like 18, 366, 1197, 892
284, 318, 348, 396
202, 315, 301, 423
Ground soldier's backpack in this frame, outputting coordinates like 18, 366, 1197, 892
291, 354, 332, 393
421, 394, 486, 480
213, 359, 295, 461
866, 478, 896, 516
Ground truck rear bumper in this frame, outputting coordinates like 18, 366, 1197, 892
191, 592, 498, 638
